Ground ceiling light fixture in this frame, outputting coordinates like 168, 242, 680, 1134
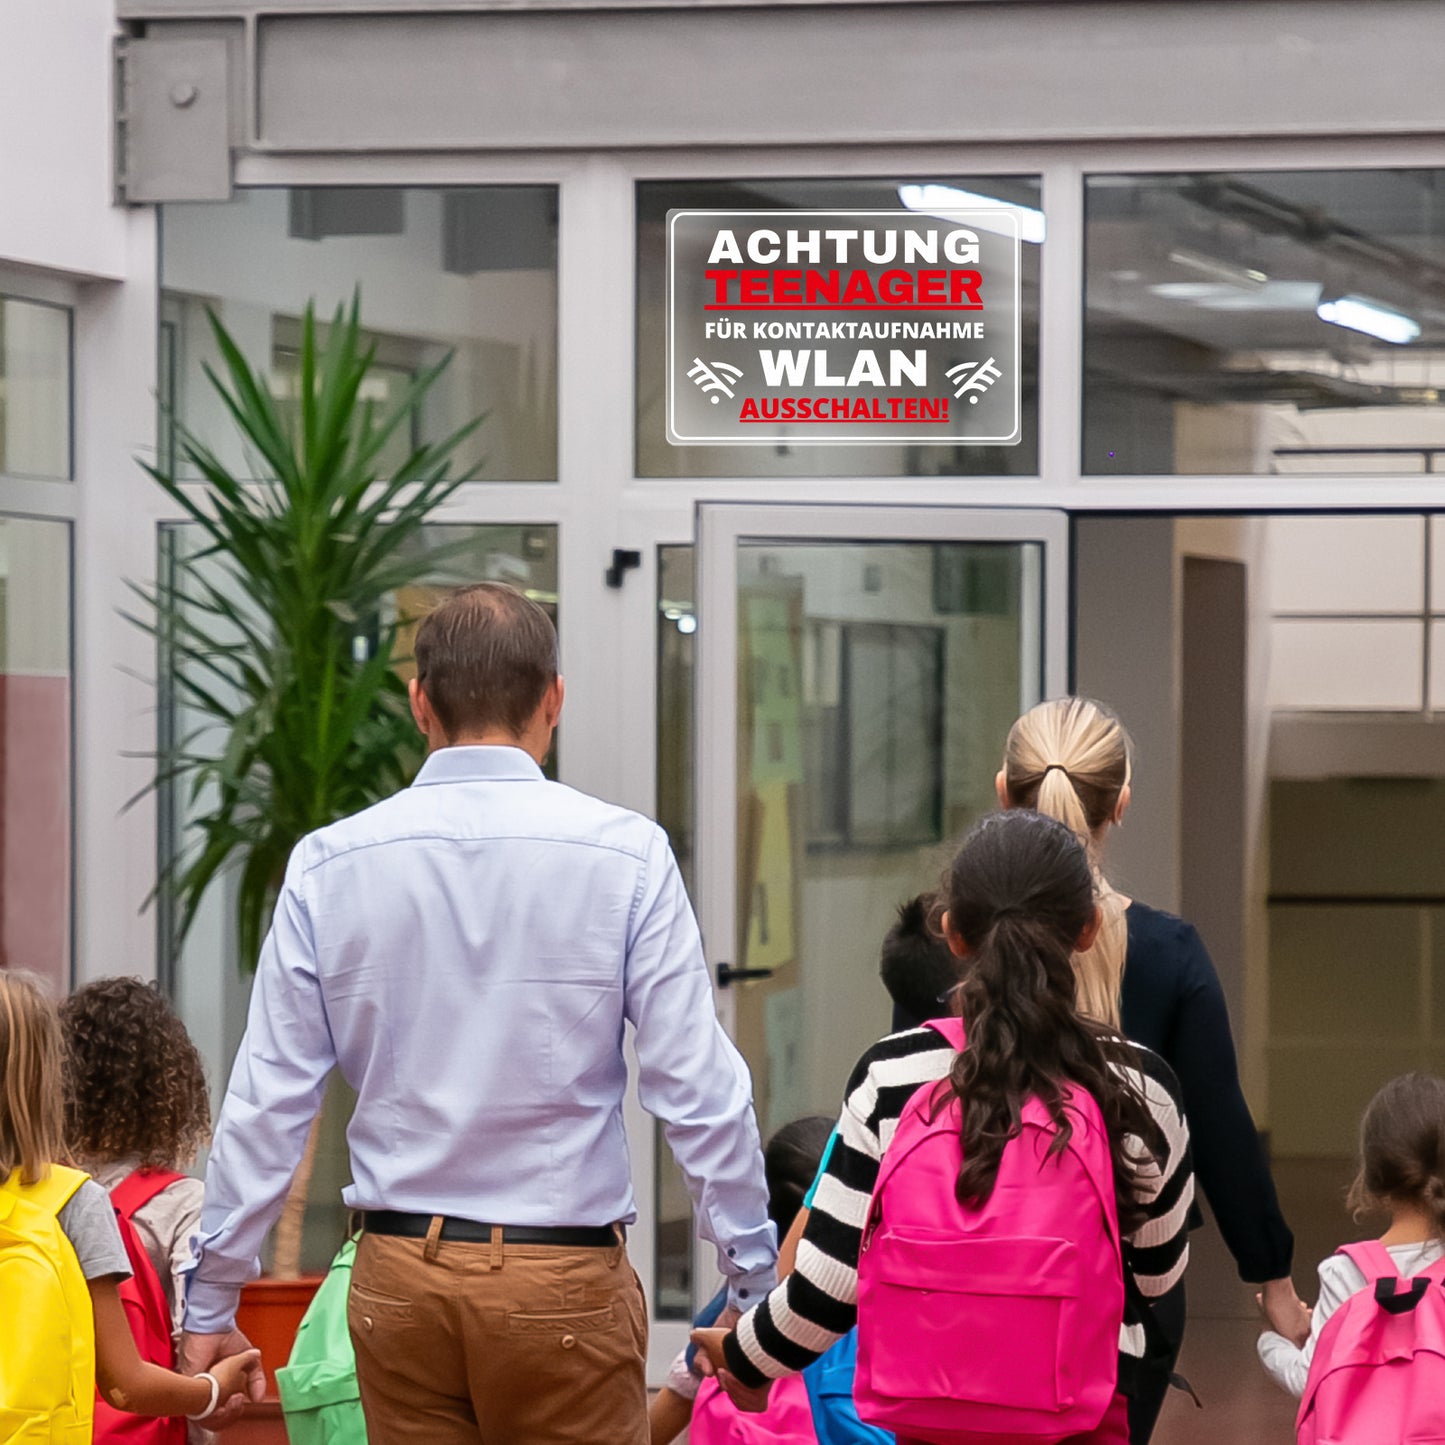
1166, 247, 1268, 289
897, 184, 1046, 244
1316, 295, 1421, 345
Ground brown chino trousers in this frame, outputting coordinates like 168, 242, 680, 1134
348, 1226, 649, 1445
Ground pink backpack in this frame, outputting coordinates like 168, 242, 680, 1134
691, 1374, 818, 1444
1297, 1241, 1445, 1445
855, 1018, 1124, 1444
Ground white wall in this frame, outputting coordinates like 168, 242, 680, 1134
0, 0, 130, 279
1074, 516, 1275, 1118
0, 2, 162, 986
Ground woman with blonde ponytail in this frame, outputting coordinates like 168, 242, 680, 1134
999, 697, 1307, 1444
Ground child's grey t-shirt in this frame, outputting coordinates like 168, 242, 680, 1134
58, 1178, 133, 1280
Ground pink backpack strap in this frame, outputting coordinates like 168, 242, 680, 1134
923, 1017, 965, 1049
1338, 1240, 1445, 1317
1339, 1240, 1408, 1282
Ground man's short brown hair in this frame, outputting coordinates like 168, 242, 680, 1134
414, 582, 559, 740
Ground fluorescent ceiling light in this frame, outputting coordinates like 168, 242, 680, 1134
1149, 282, 1227, 301
1316, 295, 1421, 345
1149, 280, 1323, 311
897, 184, 1046, 244
1167, 247, 1268, 289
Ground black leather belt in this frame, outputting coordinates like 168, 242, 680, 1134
362, 1211, 619, 1247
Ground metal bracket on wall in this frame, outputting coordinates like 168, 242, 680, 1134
604, 549, 642, 589
114, 35, 233, 205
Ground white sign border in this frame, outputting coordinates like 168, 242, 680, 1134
665, 207, 1023, 447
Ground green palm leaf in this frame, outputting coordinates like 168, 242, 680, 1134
136, 292, 482, 972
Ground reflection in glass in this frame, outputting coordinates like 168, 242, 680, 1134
160, 188, 558, 481
160, 522, 558, 1270
731, 541, 1041, 1136
637, 178, 1041, 478
0, 518, 71, 989
0, 298, 71, 480
1086, 170, 1445, 475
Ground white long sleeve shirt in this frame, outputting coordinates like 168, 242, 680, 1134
1258, 1238, 1445, 1397
188, 744, 776, 1331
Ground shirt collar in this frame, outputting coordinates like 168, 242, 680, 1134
412, 745, 546, 787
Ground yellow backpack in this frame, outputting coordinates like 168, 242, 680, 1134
0, 1165, 95, 1445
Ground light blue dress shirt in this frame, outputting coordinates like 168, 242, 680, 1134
186, 745, 777, 1332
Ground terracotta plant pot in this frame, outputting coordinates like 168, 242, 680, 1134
235, 1275, 324, 1401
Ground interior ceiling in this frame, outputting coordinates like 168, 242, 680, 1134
641, 171, 1445, 406
1086, 171, 1445, 380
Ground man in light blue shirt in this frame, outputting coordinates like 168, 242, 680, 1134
181, 582, 775, 1443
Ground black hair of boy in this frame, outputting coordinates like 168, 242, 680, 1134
764, 1115, 835, 1237
880, 893, 963, 1033
60, 977, 211, 1169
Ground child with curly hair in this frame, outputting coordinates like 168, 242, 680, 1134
1, 970, 257, 1438
60, 978, 213, 1341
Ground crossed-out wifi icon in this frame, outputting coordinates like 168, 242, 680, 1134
945, 357, 1003, 403
688, 358, 745, 403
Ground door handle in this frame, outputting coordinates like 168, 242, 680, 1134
716, 961, 776, 988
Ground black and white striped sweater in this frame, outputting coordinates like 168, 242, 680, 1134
724, 1026, 1194, 1393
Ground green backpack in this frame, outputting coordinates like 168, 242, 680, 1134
277, 1238, 368, 1445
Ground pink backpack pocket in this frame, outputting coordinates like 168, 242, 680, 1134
855, 1019, 1124, 1445
691, 1374, 819, 1445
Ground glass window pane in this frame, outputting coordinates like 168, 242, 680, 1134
161, 522, 557, 1269
0, 518, 71, 990
637, 178, 1040, 478
732, 540, 1040, 1136
161, 188, 558, 481
1269, 618, 1424, 710
1086, 170, 1445, 476
0, 298, 71, 479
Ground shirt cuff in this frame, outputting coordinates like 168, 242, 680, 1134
727, 1263, 777, 1314
183, 1279, 242, 1336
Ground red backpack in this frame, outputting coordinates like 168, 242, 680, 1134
94, 1169, 188, 1445
1298, 1240, 1445, 1445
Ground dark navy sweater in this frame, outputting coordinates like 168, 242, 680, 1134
1120, 900, 1294, 1283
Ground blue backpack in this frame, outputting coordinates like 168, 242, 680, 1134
803, 1330, 892, 1445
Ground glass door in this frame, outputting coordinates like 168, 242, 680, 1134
694, 504, 1066, 1267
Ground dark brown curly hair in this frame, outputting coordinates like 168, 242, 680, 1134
59, 977, 211, 1169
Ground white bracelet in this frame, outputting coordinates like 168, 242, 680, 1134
188, 1372, 221, 1422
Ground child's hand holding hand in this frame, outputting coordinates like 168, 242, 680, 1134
689, 1328, 772, 1414
202, 1349, 264, 1429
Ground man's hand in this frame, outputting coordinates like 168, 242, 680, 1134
1256, 1277, 1311, 1347
179, 1328, 266, 1426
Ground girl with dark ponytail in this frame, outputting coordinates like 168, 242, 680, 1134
694, 811, 1195, 1441
945, 811, 1162, 1239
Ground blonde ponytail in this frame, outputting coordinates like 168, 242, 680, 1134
1002, 698, 1132, 1030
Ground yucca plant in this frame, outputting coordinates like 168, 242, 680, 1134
135, 293, 481, 1275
